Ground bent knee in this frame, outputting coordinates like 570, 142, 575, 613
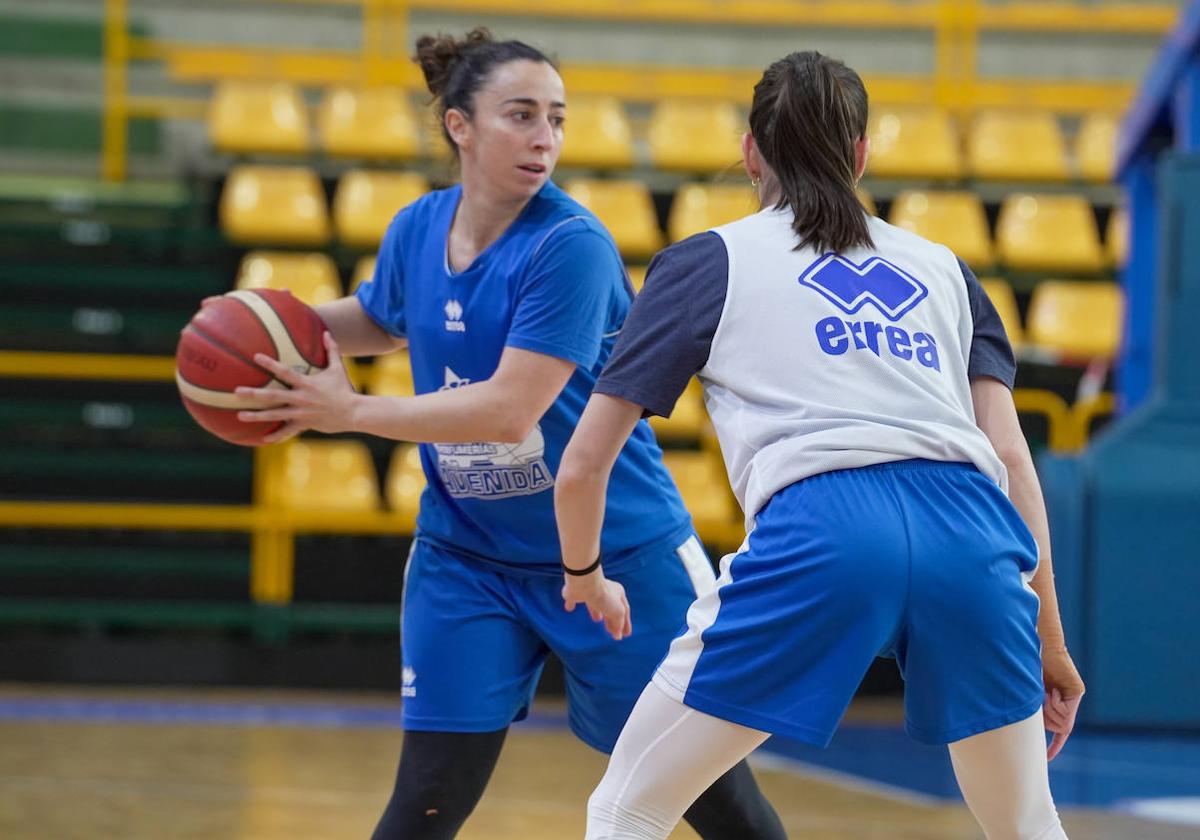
586, 784, 677, 840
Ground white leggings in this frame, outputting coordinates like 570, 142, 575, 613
586, 683, 1066, 840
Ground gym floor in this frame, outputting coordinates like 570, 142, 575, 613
0, 685, 1195, 839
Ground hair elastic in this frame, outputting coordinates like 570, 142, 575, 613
563, 555, 602, 576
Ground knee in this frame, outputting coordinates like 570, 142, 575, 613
586, 781, 676, 840
371, 775, 479, 840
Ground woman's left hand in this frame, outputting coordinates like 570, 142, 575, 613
562, 572, 632, 641
1042, 646, 1085, 761
235, 332, 358, 444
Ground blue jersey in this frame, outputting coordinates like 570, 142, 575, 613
356, 181, 692, 575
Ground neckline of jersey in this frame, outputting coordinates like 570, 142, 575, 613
441, 182, 548, 278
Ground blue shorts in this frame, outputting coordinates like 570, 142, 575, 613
400, 533, 715, 752
654, 459, 1044, 746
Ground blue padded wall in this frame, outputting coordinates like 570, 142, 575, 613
1042, 154, 1200, 729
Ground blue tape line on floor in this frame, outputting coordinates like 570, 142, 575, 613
0, 698, 570, 730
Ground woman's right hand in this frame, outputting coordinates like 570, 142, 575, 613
1042, 646, 1085, 760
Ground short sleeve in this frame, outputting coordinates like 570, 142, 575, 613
505, 221, 620, 368
354, 213, 407, 337
959, 258, 1016, 388
594, 232, 729, 418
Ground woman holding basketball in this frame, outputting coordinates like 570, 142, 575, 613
554, 51, 1085, 839
234, 28, 783, 840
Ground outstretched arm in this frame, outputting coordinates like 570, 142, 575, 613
554, 393, 644, 640
972, 377, 1086, 759
236, 337, 575, 445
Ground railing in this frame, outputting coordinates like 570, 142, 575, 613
98, 0, 1179, 180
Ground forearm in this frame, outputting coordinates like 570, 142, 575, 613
554, 394, 644, 572
554, 466, 610, 572
972, 378, 1069, 652
316, 297, 405, 357
1003, 444, 1067, 651
346, 380, 530, 443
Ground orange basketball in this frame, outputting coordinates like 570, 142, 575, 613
175, 289, 328, 446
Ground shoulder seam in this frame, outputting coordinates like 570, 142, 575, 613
529, 215, 594, 262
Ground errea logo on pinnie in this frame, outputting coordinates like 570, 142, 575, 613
799, 254, 941, 372
444, 299, 466, 332
799, 254, 928, 320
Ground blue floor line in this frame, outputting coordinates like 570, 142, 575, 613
0, 697, 569, 730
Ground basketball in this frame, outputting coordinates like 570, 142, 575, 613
175, 288, 328, 446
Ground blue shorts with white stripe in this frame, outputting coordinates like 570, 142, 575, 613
400, 531, 714, 753
655, 459, 1044, 747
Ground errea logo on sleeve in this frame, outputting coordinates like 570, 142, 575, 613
444, 299, 466, 332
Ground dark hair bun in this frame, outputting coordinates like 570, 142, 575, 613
414, 27, 493, 97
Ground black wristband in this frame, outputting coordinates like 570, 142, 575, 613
562, 555, 602, 576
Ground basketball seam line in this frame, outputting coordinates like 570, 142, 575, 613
178, 386, 274, 413
181, 319, 286, 388
228, 291, 283, 363
235, 289, 325, 369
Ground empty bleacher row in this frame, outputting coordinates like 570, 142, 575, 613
209, 81, 1122, 183
221, 166, 1127, 271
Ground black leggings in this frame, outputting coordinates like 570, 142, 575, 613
370, 729, 786, 840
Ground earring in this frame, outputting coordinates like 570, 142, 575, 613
750, 176, 761, 187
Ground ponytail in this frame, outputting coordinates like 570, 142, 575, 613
748, 51, 872, 253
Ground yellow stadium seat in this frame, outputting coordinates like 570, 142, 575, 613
1076, 112, 1119, 183
236, 251, 341, 307
857, 187, 877, 217
220, 166, 331, 246
888, 190, 994, 268
559, 96, 634, 169
648, 100, 743, 173
1026, 280, 1122, 360
667, 183, 757, 242
278, 440, 380, 511
209, 81, 309, 156
867, 107, 962, 179
650, 379, 709, 444
565, 179, 663, 259
385, 444, 426, 529
996, 193, 1105, 273
318, 87, 420, 160
626, 265, 647, 294
351, 255, 377, 293
979, 278, 1025, 352
333, 170, 429, 248
661, 450, 737, 545
968, 110, 1069, 181
1107, 206, 1128, 268
368, 349, 414, 397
